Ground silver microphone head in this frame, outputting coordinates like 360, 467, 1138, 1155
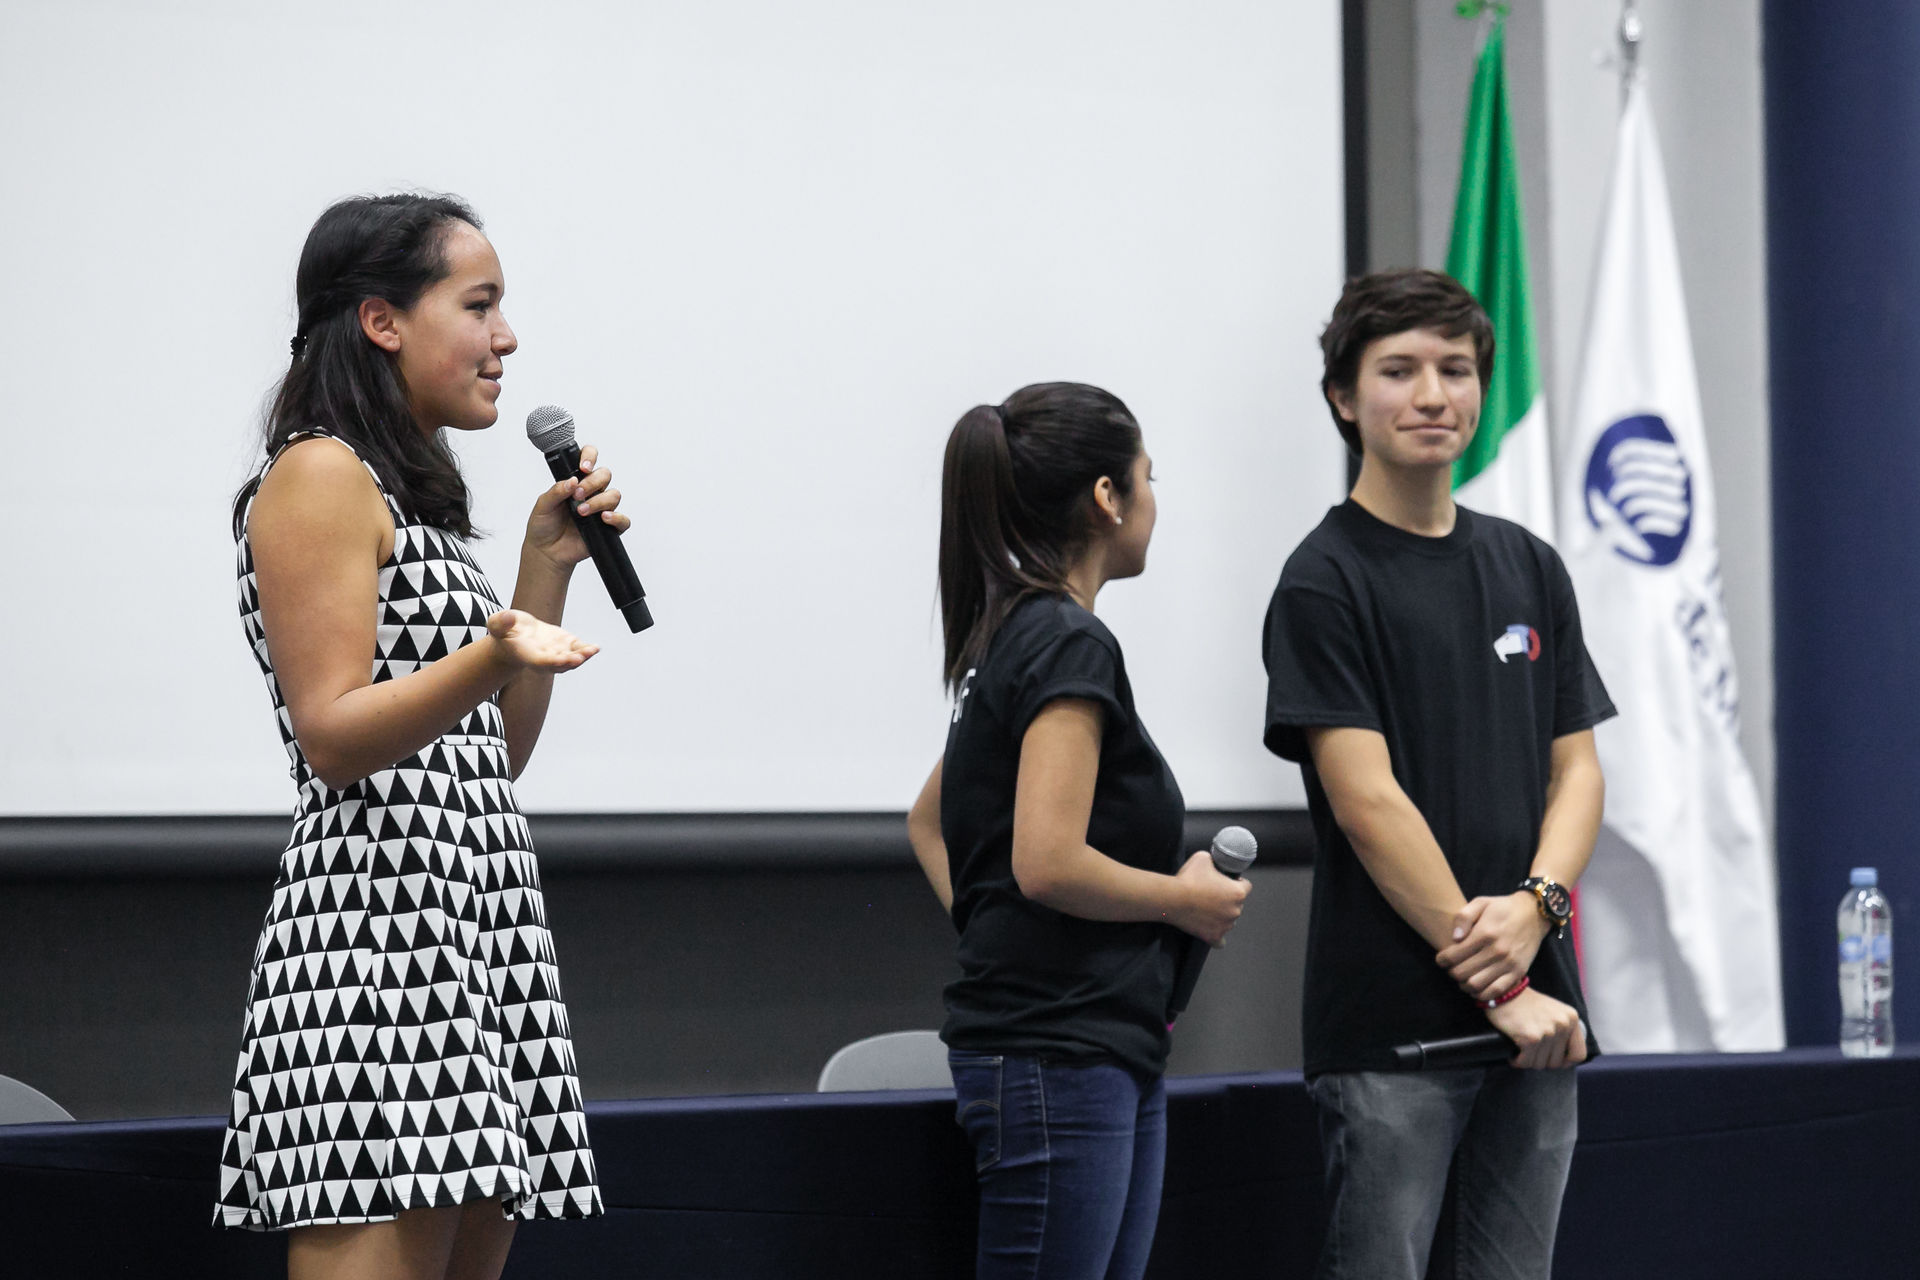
526, 405, 577, 453
1210, 825, 1259, 876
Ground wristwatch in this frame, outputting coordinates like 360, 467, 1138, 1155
1520, 876, 1573, 938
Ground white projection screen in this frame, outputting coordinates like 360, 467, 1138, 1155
0, 1, 1345, 817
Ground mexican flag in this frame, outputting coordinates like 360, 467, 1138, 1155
1445, 17, 1555, 543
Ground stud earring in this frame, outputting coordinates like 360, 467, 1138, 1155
1113, 514, 1124, 526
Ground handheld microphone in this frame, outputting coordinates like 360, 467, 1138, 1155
1389, 1031, 1515, 1070
526, 405, 653, 633
1389, 1017, 1589, 1070
1166, 825, 1258, 1023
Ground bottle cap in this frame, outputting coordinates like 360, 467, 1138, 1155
1850, 867, 1878, 887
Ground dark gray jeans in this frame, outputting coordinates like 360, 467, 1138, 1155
1308, 1065, 1577, 1280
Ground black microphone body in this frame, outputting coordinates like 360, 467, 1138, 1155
527, 407, 652, 634
1165, 827, 1258, 1024
1389, 1031, 1516, 1071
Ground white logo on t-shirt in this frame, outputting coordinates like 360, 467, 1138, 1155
952, 669, 977, 723
1492, 624, 1541, 664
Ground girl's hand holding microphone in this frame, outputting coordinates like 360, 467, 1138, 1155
1171, 851, 1254, 948
524, 442, 629, 569
495, 442, 630, 671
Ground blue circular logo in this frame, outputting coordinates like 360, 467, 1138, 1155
1584, 414, 1693, 567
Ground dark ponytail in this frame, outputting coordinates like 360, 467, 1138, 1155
233, 193, 483, 538
938, 382, 1142, 690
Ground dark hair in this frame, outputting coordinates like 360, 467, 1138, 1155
232, 193, 484, 537
938, 382, 1142, 690
1319, 268, 1495, 454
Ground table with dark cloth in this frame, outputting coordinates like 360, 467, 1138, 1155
1, 1048, 1912, 1278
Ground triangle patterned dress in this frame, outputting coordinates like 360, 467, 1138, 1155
215, 433, 604, 1230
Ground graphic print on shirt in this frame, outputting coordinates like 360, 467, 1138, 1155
952, 668, 977, 723
1493, 623, 1541, 663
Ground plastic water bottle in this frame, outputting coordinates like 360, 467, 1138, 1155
1838, 867, 1894, 1057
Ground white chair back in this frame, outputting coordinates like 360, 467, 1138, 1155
816, 1030, 951, 1092
0, 1074, 73, 1124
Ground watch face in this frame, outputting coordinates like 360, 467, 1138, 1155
1541, 882, 1572, 922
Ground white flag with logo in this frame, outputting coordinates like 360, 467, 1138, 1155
1558, 82, 1784, 1051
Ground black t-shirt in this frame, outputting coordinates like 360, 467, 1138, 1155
1263, 501, 1616, 1076
941, 593, 1187, 1080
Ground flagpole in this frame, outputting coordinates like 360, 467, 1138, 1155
1455, 1, 1508, 53
1617, 1, 1643, 107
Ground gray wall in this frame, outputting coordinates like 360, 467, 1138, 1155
1363, 0, 1773, 817
0, 864, 1312, 1121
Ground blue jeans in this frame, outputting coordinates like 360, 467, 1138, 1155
1308, 1066, 1577, 1280
948, 1052, 1167, 1280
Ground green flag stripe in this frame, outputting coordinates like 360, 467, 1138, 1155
1445, 18, 1541, 491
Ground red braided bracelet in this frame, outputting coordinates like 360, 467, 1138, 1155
1479, 975, 1529, 1009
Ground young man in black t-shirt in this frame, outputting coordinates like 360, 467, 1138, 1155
1263, 269, 1615, 1280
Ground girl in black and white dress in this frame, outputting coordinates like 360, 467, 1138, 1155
217, 194, 615, 1280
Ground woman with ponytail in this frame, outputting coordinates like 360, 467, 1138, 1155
215, 194, 614, 1278
907, 382, 1253, 1279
